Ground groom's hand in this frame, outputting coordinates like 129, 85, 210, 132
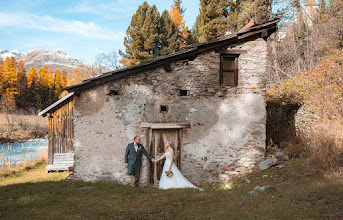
125, 164, 128, 168
152, 158, 156, 163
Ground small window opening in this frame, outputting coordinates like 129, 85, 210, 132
109, 90, 119, 96
160, 105, 168, 112
220, 55, 238, 86
179, 89, 189, 96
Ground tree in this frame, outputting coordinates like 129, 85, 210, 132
237, 0, 273, 30
159, 10, 178, 56
15, 60, 28, 109
54, 69, 63, 97
94, 50, 121, 75
119, 1, 160, 67
169, 0, 189, 48
27, 66, 39, 112
1, 57, 17, 97
1, 57, 17, 132
197, 0, 235, 42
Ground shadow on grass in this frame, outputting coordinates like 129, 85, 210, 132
0, 160, 343, 219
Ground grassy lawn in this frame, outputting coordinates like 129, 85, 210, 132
0, 159, 343, 220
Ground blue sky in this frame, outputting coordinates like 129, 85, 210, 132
0, 0, 200, 63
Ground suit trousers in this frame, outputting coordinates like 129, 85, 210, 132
128, 162, 140, 187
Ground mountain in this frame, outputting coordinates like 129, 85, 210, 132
0, 49, 83, 73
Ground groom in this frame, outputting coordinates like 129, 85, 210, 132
125, 136, 155, 187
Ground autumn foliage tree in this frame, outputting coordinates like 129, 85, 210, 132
169, 0, 189, 48
119, 1, 160, 67
159, 10, 178, 56
0, 57, 75, 114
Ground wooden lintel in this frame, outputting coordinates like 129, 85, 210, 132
216, 50, 247, 54
238, 30, 264, 39
140, 122, 191, 129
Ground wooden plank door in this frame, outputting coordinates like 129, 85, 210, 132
150, 129, 182, 186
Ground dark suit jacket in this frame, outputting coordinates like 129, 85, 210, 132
125, 142, 152, 166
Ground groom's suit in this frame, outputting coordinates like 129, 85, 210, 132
125, 142, 153, 187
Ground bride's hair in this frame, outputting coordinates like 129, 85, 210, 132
166, 140, 174, 149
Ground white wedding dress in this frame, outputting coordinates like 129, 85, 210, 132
159, 149, 198, 190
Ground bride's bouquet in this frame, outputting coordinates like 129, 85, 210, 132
165, 170, 173, 177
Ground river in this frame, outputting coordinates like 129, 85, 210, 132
0, 138, 48, 166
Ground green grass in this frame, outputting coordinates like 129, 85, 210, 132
0, 159, 343, 220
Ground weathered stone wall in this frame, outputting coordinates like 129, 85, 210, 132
73, 38, 268, 186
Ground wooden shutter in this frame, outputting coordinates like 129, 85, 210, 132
220, 55, 238, 86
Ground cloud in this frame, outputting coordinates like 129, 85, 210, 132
69, 0, 138, 20
0, 12, 125, 41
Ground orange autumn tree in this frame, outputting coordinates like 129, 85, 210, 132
267, 49, 343, 171
1, 57, 18, 131
169, 0, 189, 48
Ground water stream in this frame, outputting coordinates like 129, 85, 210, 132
0, 138, 48, 166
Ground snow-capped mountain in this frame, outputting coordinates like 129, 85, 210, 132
0, 49, 83, 73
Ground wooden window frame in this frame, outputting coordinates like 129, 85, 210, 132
220, 54, 239, 86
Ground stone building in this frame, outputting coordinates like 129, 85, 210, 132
39, 19, 278, 186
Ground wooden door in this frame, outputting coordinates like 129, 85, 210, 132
150, 129, 182, 186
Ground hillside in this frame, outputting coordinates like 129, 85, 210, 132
0, 49, 84, 73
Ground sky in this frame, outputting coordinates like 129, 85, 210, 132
0, 0, 200, 64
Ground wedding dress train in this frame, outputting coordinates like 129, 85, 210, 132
158, 149, 198, 190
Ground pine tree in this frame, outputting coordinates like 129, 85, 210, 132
61, 70, 68, 89
169, 0, 189, 48
0, 58, 4, 99
198, 0, 233, 42
27, 66, 39, 110
1, 57, 17, 129
54, 69, 63, 96
38, 65, 49, 88
159, 10, 178, 56
237, 0, 273, 30
27, 66, 38, 87
15, 60, 28, 109
47, 67, 54, 88
119, 1, 160, 67
2, 57, 18, 97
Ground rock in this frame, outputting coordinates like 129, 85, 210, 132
276, 164, 285, 169
224, 184, 232, 190
244, 178, 251, 184
299, 152, 306, 158
259, 157, 278, 170
263, 175, 268, 178
283, 156, 290, 161
217, 91, 224, 97
275, 151, 284, 157
249, 191, 258, 196
190, 108, 197, 113
254, 185, 273, 192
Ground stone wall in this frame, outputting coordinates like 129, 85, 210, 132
73, 38, 268, 186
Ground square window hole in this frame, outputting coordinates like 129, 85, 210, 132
180, 89, 189, 96
109, 90, 119, 96
160, 105, 168, 112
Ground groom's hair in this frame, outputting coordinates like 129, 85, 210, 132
134, 135, 139, 140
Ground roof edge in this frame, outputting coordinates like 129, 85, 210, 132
64, 19, 279, 93
38, 92, 75, 117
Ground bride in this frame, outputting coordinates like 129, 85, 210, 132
155, 140, 199, 190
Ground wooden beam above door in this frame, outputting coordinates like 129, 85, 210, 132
140, 122, 191, 129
